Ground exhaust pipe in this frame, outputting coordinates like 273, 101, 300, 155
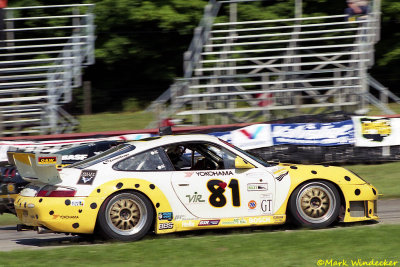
37, 226, 54, 234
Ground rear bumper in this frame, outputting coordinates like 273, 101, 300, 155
14, 195, 102, 234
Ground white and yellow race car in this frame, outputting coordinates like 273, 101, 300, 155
11, 134, 378, 241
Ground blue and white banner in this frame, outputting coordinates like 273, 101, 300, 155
230, 124, 273, 149
271, 120, 354, 146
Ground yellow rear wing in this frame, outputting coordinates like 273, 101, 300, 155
7, 152, 62, 184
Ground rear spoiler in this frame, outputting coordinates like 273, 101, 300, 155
7, 152, 62, 184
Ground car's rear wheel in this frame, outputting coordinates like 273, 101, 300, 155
289, 181, 340, 228
97, 191, 153, 241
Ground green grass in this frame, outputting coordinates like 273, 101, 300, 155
367, 103, 400, 116
77, 111, 154, 132
0, 213, 18, 226
0, 224, 398, 266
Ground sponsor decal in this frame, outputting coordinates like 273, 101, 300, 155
261, 199, 273, 214
71, 200, 84, 207
221, 218, 247, 225
274, 169, 288, 182
360, 118, 391, 142
62, 154, 88, 161
186, 192, 205, 203
248, 200, 257, 210
158, 212, 173, 221
174, 215, 186, 220
181, 221, 195, 228
102, 154, 129, 164
37, 156, 57, 164
159, 222, 174, 230
53, 215, 79, 219
77, 170, 97, 185
198, 220, 220, 226
184, 172, 194, 177
195, 171, 234, 177
273, 215, 285, 222
248, 217, 271, 224
247, 183, 268, 191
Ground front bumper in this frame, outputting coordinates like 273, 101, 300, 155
14, 195, 103, 234
340, 183, 379, 222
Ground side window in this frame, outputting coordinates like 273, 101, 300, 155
164, 145, 193, 170
114, 149, 168, 171
164, 142, 240, 171
203, 144, 237, 169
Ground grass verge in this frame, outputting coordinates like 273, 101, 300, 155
0, 224, 398, 266
77, 111, 154, 132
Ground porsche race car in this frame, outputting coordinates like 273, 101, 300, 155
11, 134, 378, 241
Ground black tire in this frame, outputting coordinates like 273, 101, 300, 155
97, 191, 154, 241
289, 181, 340, 228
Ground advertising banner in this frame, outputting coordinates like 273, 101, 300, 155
271, 120, 354, 146
230, 124, 273, 149
352, 116, 400, 147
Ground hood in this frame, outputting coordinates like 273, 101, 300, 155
278, 163, 368, 185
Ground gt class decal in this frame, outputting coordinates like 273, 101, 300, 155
77, 170, 97, 185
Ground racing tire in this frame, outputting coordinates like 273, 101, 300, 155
97, 191, 154, 241
289, 181, 340, 228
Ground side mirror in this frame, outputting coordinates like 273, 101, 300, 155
235, 157, 255, 169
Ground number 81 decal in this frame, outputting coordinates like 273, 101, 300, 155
207, 179, 240, 208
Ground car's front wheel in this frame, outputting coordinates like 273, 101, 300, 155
289, 181, 340, 228
97, 191, 153, 241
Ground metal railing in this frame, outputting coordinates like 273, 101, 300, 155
0, 4, 95, 136
148, 0, 397, 126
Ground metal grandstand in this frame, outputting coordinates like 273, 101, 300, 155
0, 4, 95, 136
147, 0, 400, 127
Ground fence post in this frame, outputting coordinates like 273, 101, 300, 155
83, 81, 92, 115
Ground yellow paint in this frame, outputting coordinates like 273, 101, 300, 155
12, 153, 34, 166
275, 163, 379, 222
15, 178, 174, 234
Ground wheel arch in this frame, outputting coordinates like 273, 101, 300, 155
285, 178, 345, 219
94, 188, 157, 233
88, 178, 174, 235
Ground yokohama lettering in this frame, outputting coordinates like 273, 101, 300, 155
196, 171, 234, 177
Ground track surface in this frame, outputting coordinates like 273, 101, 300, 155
0, 199, 398, 252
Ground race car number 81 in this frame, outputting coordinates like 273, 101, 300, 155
207, 179, 240, 208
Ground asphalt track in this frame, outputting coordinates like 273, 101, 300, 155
0, 199, 398, 252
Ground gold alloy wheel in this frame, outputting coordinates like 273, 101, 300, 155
295, 183, 337, 224
300, 187, 330, 218
109, 198, 140, 231
105, 193, 148, 236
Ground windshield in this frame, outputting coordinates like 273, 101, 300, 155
219, 139, 270, 167
67, 144, 136, 169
